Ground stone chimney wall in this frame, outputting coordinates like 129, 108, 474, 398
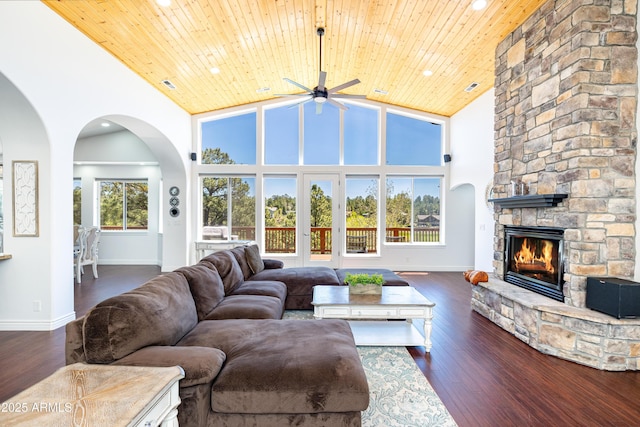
493, 0, 638, 308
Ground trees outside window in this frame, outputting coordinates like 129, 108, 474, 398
345, 177, 378, 253
200, 148, 256, 240
386, 177, 441, 243
201, 112, 256, 165
198, 102, 446, 252
264, 177, 296, 254
73, 178, 81, 225
201, 175, 255, 240
99, 180, 148, 231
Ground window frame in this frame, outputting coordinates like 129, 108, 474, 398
193, 99, 448, 251
97, 179, 149, 232
199, 175, 256, 241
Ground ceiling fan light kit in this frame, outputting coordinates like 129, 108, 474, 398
277, 27, 366, 114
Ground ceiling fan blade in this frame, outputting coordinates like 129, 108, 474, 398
317, 71, 327, 91
283, 77, 314, 94
328, 78, 361, 94
326, 98, 348, 111
331, 94, 367, 99
287, 95, 313, 109
316, 102, 323, 115
274, 93, 312, 97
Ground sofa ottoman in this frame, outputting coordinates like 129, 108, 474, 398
177, 318, 370, 426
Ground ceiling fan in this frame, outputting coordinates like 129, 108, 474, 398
277, 27, 366, 114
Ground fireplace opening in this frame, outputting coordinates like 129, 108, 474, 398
504, 226, 564, 302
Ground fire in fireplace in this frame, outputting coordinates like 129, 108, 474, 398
504, 226, 564, 301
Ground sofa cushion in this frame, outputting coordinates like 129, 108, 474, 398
244, 244, 265, 274
177, 319, 369, 414
203, 295, 284, 320
249, 266, 340, 295
200, 251, 244, 294
231, 280, 287, 303
174, 264, 225, 321
229, 246, 253, 280
82, 272, 198, 364
113, 345, 226, 388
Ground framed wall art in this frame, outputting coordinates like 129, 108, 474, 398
12, 160, 39, 237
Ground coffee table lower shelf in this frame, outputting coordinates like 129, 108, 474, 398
347, 319, 427, 347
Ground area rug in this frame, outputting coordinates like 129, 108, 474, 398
283, 311, 457, 427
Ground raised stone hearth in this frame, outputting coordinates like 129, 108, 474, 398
472, 276, 640, 371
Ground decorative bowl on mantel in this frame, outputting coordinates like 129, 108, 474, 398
345, 272, 385, 295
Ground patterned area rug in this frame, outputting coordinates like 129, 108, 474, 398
283, 311, 457, 427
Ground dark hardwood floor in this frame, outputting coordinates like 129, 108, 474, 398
1, 267, 639, 426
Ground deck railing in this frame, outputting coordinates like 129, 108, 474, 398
209, 226, 439, 253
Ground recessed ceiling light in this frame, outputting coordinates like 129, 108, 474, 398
101, 122, 110, 128
472, 0, 487, 10
210, 67, 220, 74
156, 0, 171, 6
423, 70, 433, 77
373, 88, 388, 95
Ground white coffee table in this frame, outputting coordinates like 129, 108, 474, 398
312, 285, 435, 351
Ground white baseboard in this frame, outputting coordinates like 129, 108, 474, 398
0, 311, 76, 331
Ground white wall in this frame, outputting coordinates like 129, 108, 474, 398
75, 131, 162, 265
450, 89, 495, 271
0, 2, 191, 330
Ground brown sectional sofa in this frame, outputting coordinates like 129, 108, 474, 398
66, 245, 370, 427
225, 245, 409, 309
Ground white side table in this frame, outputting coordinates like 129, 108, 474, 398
0, 363, 184, 427
195, 240, 254, 260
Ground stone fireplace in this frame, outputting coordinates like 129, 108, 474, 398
471, 0, 640, 371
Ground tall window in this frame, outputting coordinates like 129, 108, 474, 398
201, 176, 255, 240
73, 178, 81, 225
344, 104, 379, 165
303, 102, 339, 165
264, 104, 299, 165
386, 112, 442, 165
201, 111, 256, 165
386, 177, 441, 243
99, 180, 148, 231
264, 177, 297, 254
345, 177, 379, 254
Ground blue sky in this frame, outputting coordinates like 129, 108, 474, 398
202, 102, 441, 167
201, 102, 442, 202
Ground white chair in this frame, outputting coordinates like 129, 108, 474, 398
75, 226, 100, 283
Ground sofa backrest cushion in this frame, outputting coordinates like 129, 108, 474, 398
82, 272, 198, 364
244, 244, 265, 274
229, 246, 253, 280
200, 251, 244, 294
175, 264, 225, 321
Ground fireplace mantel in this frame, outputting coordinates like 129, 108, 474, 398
488, 194, 568, 209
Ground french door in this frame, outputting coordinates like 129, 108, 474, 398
302, 174, 340, 267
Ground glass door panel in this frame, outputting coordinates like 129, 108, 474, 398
303, 174, 339, 267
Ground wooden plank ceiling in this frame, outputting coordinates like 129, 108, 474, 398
44, 0, 546, 117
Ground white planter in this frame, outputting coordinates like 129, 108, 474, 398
348, 284, 383, 295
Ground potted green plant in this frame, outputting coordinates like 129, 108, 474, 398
344, 272, 385, 295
